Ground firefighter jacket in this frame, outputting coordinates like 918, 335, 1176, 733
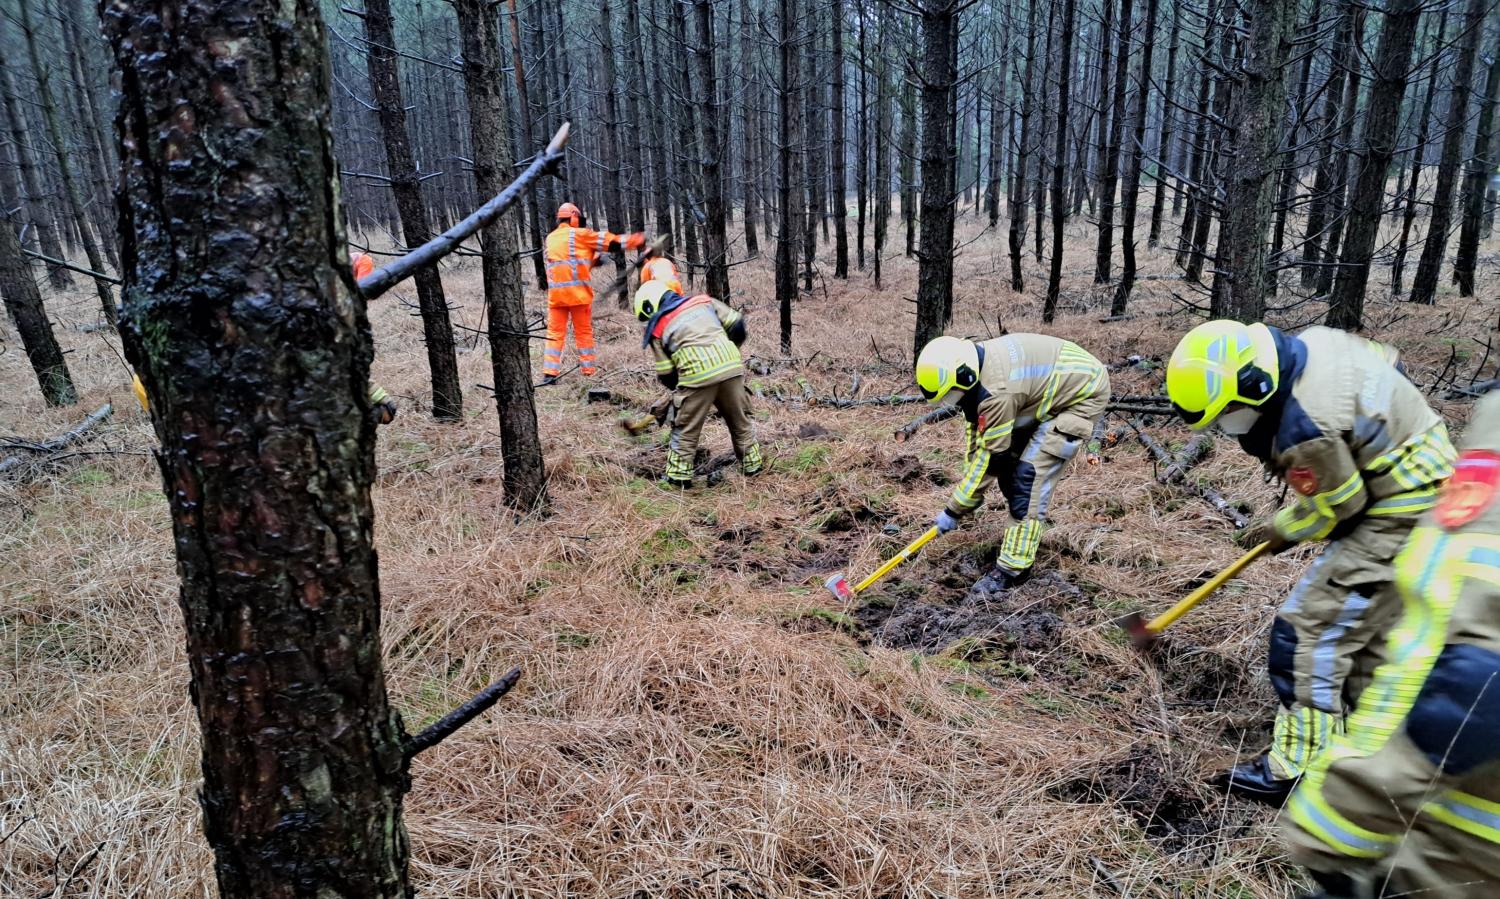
545, 224, 625, 306
948, 334, 1109, 516
1237, 326, 1456, 544
646, 294, 746, 389
1284, 393, 1500, 892
643, 257, 684, 295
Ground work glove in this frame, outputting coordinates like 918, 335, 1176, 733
1241, 517, 1291, 554
623, 232, 646, 251
935, 509, 961, 535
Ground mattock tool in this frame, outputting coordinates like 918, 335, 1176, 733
1116, 541, 1271, 651
823, 526, 941, 603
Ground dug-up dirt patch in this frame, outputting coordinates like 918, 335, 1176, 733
855, 569, 1082, 656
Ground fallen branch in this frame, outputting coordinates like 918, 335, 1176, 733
20, 248, 122, 284
894, 403, 961, 440
1161, 432, 1214, 483
358, 123, 569, 300
0, 403, 114, 477
1124, 416, 1249, 529
405, 666, 522, 759
1106, 402, 1176, 416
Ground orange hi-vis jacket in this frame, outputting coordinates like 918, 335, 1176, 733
545, 224, 623, 306
643, 257, 684, 295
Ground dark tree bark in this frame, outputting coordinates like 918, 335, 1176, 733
1111, 0, 1159, 314
60, 4, 120, 274
857, 0, 869, 270
1009, 0, 1039, 291
1269, 0, 1320, 289
778, 0, 798, 353
506, 0, 549, 291
105, 0, 414, 894
455, 0, 549, 513
1327, 0, 1425, 329
1213, 0, 1296, 321
1148, 0, 1181, 247
1043, 0, 1078, 324
646, 0, 675, 241
360, 0, 462, 420
1410, 0, 1485, 305
0, 198, 74, 406
801, 20, 818, 293
1453, 36, 1500, 296
1091, 0, 1118, 212
693, 0, 731, 301
1175, 0, 1217, 272
618, 1, 647, 233
1315, 9, 1366, 297
1094, 0, 1134, 283
1301, 4, 1356, 287
831, 0, 850, 278
0, 54, 69, 289
741, 0, 761, 258
898, 34, 918, 258
1034, 0, 1057, 263
15, 0, 115, 325
598, 1, 629, 306
914, 0, 961, 353
1392, 8, 1446, 296
874, 1, 893, 288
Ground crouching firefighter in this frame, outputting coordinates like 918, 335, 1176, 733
633, 281, 763, 488
914, 334, 1109, 589
1166, 320, 1456, 805
1282, 392, 1500, 899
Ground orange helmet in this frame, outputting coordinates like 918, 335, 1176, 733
350, 251, 374, 280
556, 202, 581, 227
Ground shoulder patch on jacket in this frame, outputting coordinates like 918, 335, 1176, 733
1288, 467, 1319, 496
1435, 449, 1500, 530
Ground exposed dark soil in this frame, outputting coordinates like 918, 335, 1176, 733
855, 570, 1083, 657
1150, 636, 1253, 706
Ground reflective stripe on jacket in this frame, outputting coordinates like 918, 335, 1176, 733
545, 224, 620, 306
650, 295, 745, 388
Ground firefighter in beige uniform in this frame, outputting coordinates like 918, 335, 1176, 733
1283, 392, 1500, 899
633, 281, 763, 488
914, 334, 1110, 588
1166, 320, 1456, 804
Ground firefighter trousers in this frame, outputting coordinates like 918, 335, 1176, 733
665, 375, 762, 484
544, 303, 595, 376
985, 414, 1094, 573
1266, 515, 1415, 779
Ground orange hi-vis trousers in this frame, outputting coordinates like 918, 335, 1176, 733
543, 304, 595, 376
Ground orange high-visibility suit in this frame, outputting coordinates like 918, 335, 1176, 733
543, 223, 643, 377
642, 256, 684, 295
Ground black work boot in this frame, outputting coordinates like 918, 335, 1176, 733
657, 476, 693, 490
538, 374, 559, 388
1218, 753, 1299, 807
970, 565, 1032, 599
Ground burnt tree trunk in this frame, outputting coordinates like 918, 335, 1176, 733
0, 195, 74, 406
361, 0, 462, 419
777, 0, 798, 353
1327, 0, 1424, 328
914, 0, 960, 353
456, 0, 549, 513
1043, 0, 1077, 324
16, 0, 115, 325
831, 0, 850, 278
105, 0, 415, 894
1410, 0, 1484, 305
0, 53, 69, 289
694, 0, 731, 301
1453, 37, 1500, 296
1009, 0, 1038, 292
1111, 0, 1159, 314
1213, 0, 1295, 321
1094, 0, 1133, 283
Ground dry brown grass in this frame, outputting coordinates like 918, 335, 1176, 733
2, 210, 1497, 897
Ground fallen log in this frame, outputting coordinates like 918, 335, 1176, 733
0, 403, 114, 477
894, 403, 961, 440
1124, 416, 1249, 529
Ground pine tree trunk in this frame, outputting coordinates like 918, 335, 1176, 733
16, 0, 115, 324
741, 0, 761, 258
1327, 0, 1424, 328
0, 54, 69, 289
1453, 38, 1500, 296
1043, 0, 1077, 324
506, 0, 549, 291
914, 0, 960, 353
1148, 0, 1181, 247
899, 35, 918, 258
1009, 0, 1038, 291
0, 198, 74, 406
1301, 3, 1355, 287
61, 6, 120, 274
619, 4, 647, 234
1410, 0, 1484, 304
1094, 0, 1134, 283
105, 0, 416, 893
1269, 0, 1320, 292
1091, 0, 1117, 212
456, 0, 549, 513
693, 0, 730, 300
777, 0, 799, 353
801, 22, 819, 292
1213, 0, 1295, 321
1392, 9, 1444, 296
873, 1, 892, 289
856, 0, 868, 270
1316, 9, 1366, 297
647, 0, 676, 241
598, 2, 629, 307
831, 0, 850, 278
1034, 0, 1057, 263
1112, 0, 1159, 314
1176, 0, 1218, 272
360, 0, 462, 420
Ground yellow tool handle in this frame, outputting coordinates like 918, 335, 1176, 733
1145, 541, 1271, 634
854, 527, 940, 594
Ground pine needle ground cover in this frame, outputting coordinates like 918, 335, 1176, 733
2, 218, 1492, 896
